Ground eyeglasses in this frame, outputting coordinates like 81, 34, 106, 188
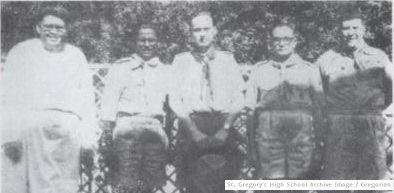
40, 24, 66, 32
271, 37, 295, 44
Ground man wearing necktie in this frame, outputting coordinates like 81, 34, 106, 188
100, 24, 170, 193
317, 10, 392, 187
169, 11, 245, 193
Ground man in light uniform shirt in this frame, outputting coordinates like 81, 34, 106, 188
1, 7, 97, 193
169, 11, 245, 193
317, 11, 391, 185
246, 24, 323, 184
100, 24, 169, 193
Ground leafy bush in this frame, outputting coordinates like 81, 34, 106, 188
1, 1, 391, 64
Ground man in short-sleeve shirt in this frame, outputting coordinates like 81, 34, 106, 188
317, 12, 391, 182
246, 24, 323, 181
169, 11, 244, 193
100, 24, 169, 193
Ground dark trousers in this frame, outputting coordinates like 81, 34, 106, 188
174, 112, 242, 193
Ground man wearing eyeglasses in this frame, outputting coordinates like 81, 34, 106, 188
1, 6, 97, 193
246, 23, 323, 183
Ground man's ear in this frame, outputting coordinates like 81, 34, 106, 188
35, 24, 42, 35
291, 38, 298, 50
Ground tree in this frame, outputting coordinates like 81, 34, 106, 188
1, 1, 391, 63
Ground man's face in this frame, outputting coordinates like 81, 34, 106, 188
36, 15, 67, 48
341, 18, 365, 49
136, 28, 158, 61
271, 26, 296, 57
191, 14, 217, 49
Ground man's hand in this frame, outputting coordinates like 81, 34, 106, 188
213, 128, 228, 143
2, 141, 23, 164
183, 117, 206, 142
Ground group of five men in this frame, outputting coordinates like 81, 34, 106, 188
1, 6, 391, 193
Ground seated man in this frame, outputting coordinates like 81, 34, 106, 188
169, 11, 245, 193
317, 11, 391, 186
246, 23, 323, 183
100, 24, 170, 193
1, 6, 97, 193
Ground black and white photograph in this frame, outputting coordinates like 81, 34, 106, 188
0, 1, 392, 193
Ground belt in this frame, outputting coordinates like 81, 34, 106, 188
117, 111, 139, 117
189, 110, 229, 117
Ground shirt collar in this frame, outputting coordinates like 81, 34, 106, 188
354, 41, 369, 55
191, 46, 217, 63
132, 53, 161, 69
271, 53, 301, 69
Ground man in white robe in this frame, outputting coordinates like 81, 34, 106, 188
1, 7, 97, 193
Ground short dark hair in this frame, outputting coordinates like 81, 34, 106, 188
35, 6, 71, 25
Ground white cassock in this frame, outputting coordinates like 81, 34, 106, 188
1, 38, 97, 193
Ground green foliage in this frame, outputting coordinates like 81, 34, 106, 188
1, 1, 391, 63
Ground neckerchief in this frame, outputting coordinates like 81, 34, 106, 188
191, 47, 217, 107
